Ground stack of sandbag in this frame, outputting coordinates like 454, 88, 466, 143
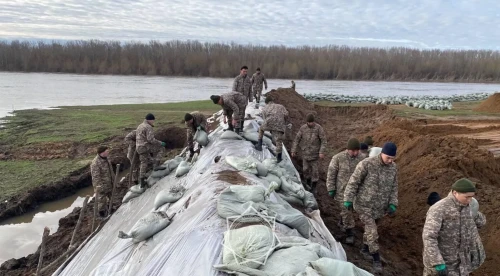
147, 156, 185, 186
154, 184, 187, 210
122, 184, 146, 203
117, 211, 174, 243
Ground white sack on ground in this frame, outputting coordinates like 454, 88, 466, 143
117, 211, 173, 243
163, 156, 184, 171
175, 161, 191, 177
225, 156, 260, 175
309, 258, 373, 276
154, 185, 186, 210
122, 191, 141, 203
220, 130, 244, 140
150, 166, 171, 178
194, 129, 209, 146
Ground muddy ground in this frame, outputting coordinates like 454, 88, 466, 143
267, 88, 500, 275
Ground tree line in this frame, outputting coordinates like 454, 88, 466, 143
1, 40, 500, 82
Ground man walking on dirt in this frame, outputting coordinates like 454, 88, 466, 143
210, 92, 247, 134
422, 178, 486, 276
343, 142, 399, 272
251, 67, 268, 105
124, 130, 139, 185
135, 113, 166, 188
184, 112, 208, 158
291, 114, 327, 195
90, 146, 115, 217
232, 65, 252, 103
255, 96, 288, 163
326, 138, 363, 244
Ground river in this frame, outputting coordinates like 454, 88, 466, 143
1, 72, 500, 119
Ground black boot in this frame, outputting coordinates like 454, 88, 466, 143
227, 123, 234, 132
311, 181, 318, 195
234, 127, 241, 135
360, 244, 372, 260
255, 139, 263, 151
139, 177, 147, 189
372, 252, 383, 272
345, 228, 354, 244
276, 152, 282, 163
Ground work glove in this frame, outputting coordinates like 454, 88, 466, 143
435, 264, 448, 276
328, 190, 336, 198
161, 142, 166, 147
387, 204, 397, 215
343, 201, 353, 211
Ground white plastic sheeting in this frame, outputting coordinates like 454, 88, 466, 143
54, 105, 348, 276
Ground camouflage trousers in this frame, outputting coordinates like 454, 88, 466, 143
226, 105, 247, 130
338, 200, 355, 230
93, 186, 111, 213
302, 158, 319, 182
359, 212, 380, 254
253, 87, 263, 103
259, 128, 284, 154
423, 267, 460, 276
128, 150, 140, 182
137, 146, 160, 179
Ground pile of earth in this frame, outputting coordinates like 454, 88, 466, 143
474, 92, 500, 113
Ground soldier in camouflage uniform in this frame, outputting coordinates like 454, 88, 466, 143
250, 67, 268, 104
232, 65, 253, 103
326, 138, 363, 244
360, 142, 369, 159
185, 112, 208, 157
291, 114, 327, 195
344, 142, 399, 272
90, 146, 115, 217
255, 96, 288, 162
423, 178, 486, 276
124, 130, 139, 185
135, 113, 166, 188
210, 92, 248, 134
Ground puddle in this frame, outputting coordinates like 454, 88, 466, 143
0, 185, 94, 265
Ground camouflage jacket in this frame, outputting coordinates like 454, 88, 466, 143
251, 73, 268, 90
186, 112, 207, 148
232, 74, 252, 97
124, 130, 137, 161
90, 154, 114, 194
343, 155, 398, 219
291, 123, 327, 160
326, 151, 364, 200
136, 120, 162, 151
423, 193, 486, 274
261, 103, 288, 132
222, 92, 247, 120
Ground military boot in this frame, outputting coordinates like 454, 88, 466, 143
276, 152, 282, 163
360, 244, 372, 260
227, 122, 234, 132
372, 252, 383, 273
345, 228, 354, 244
255, 139, 263, 151
139, 177, 147, 189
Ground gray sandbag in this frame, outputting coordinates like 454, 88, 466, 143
150, 166, 171, 178
309, 258, 373, 276
154, 185, 186, 210
163, 156, 184, 170
220, 130, 244, 140
117, 211, 174, 243
175, 161, 191, 177
256, 163, 268, 177
267, 202, 311, 238
241, 132, 274, 149
260, 244, 320, 276
194, 129, 209, 146
275, 236, 336, 259
122, 190, 141, 203
260, 174, 282, 186
217, 185, 270, 222
303, 191, 318, 210
280, 177, 306, 200
130, 184, 146, 194
277, 193, 305, 206
147, 176, 159, 187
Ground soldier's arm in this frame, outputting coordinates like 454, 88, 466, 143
124, 131, 135, 144
325, 155, 340, 192
389, 170, 399, 206
291, 128, 303, 154
318, 126, 327, 155
232, 77, 238, 91
251, 74, 255, 85
146, 127, 162, 147
474, 211, 486, 229
225, 99, 240, 120
90, 163, 103, 189
344, 161, 367, 202
422, 208, 445, 266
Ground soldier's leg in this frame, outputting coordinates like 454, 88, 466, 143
255, 87, 263, 103
359, 213, 379, 254
310, 159, 319, 194
226, 111, 234, 131
132, 151, 140, 183
340, 201, 355, 230
138, 151, 152, 179
273, 131, 284, 162
302, 159, 311, 190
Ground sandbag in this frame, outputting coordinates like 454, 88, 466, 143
275, 236, 336, 259
225, 156, 259, 175
368, 147, 382, 157
470, 197, 479, 217
122, 190, 141, 203
277, 193, 305, 206
256, 163, 268, 177
220, 130, 244, 140
227, 185, 269, 202
147, 177, 159, 187
260, 174, 282, 186
309, 258, 373, 276
163, 156, 184, 170
130, 184, 146, 194
267, 202, 311, 238
194, 129, 209, 146
280, 177, 306, 200
303, 191, 318, 210
150, 166, 171, 178
175, 161, 191, 177
260, 244, 320, 276
117, 211, 173, 243
241, 132, 274, 149
154, 185, 186, 210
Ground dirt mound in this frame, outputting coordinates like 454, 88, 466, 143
266, 88, 316, 124
474, 93, 500, 113
155, 126, 186, 149
216, 170, 249, 185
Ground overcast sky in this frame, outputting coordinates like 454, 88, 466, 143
1, 0, 499, 50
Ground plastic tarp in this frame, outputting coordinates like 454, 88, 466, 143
54, 104, 350, 276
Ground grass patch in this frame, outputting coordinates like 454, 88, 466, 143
0, 158, 91, 202
0, 100, 220, 146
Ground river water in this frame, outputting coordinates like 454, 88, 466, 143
1, 72, 500, 119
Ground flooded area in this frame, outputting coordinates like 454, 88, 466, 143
1, 72, 500, 119
0, 185, 94, 264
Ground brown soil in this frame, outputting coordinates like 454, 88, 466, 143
216, 170, 249, 185
474, 93, 500, 113
155, 126, 187, 149
269, 87, 500, 275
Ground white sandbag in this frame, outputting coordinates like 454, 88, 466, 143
303, 191, 318, 210
175, 161, 191, 177
117, 211, 173, 243
130, 184, 146, 194
225, 156, 259, 175
154, 185, 186, 210
163, 156, 184, 170
280, 177, 306, 200
194, 129, 209, 146
147, 177, 159, 187
368, 147, 382, 157
228, 185, 269, 202
277, 193, 305, 206
264, 131, 273, 139
241, 132, 274, 148
122, 190, 141, 203
276, 236, 336, 259
220, 130, 244, 140
260, 174, 282, 187
296, 267, 322, 276
150, 166, 171, 178
260, 244, 320, 275
309, 258, 373, 276
267, 202, 311, 238
470, 197, 479, 217
256, 163, 268, 177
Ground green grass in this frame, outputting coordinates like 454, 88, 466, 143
0, 158, 91, 202
0, 100, 220, 145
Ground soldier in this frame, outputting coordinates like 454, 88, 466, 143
422, 178, 486, 276
291, 80, 296, 90
360, 142, 369, 159
232, 65, 253, 103
136, 113, 166, 188
291, 114, 327, 195
184, 112, 208, 158
210, 92, 247, 134
255, 96, 288, 163
250, 67, 268, 104
364, 136, 374, 150
124, 130, 139, 185
326, 138, 364, 244
90, 146, 115, 217
343, 142, 399, 272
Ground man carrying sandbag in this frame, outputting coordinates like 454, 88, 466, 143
343, 142, 399, 272
184, 112, 208, 158
291, 114, 327, 195
422, 178, 486, 276
136, 113, 166, 188
255, 96, 288, 163
124, 130, 139, 185
90, 145, 115, 217
210, 92, 247, 134
326, 138, 364, 244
